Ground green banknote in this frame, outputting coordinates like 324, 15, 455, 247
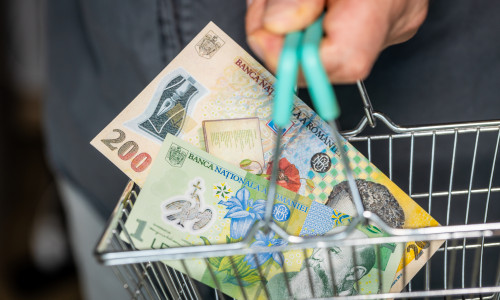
123, 134, 404, 299
123, 134, 313, 299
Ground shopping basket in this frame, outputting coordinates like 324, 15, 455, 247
94, 105, 500, 299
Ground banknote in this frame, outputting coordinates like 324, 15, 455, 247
124, 134, 405, 299
123, 134, 314, 299
280, 116, 444, 290
91, 22, 442, 291
297, 201, 405, 296
203, 118, 265, 174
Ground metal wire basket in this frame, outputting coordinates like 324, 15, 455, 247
95, 110, 500, 300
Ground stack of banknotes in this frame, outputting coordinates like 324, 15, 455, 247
91, 22, 442, 299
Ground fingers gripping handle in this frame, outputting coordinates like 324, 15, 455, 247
300, 16, 340, 122
272, 17, 340, 127
272, 31, 303, 128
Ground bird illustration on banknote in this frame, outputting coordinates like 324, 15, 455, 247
163, 180, 213, 231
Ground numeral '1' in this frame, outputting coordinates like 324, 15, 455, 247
131, 219, 147, 241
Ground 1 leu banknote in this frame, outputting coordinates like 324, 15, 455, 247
91, 22, 443, 291
123, 134, 404, 299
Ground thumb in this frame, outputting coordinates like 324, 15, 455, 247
263, 0, 325, 34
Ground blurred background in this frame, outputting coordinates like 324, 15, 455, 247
0, 0, 82, 298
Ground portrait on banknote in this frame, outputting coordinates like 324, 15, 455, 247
266, 229, 378, 298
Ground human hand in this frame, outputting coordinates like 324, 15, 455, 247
246, 0, 429, 83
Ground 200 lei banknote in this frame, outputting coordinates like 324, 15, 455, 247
91, 22, 443, 291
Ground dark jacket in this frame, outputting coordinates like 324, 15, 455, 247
44, 0, 249, 217
44, 0, 500, 218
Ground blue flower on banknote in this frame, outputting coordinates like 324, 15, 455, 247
244, 230, 286, 269
218, 188, 265, 239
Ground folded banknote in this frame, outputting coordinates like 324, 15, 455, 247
92, 22, 443, 292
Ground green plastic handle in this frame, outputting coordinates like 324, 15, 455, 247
300, 17, 340, 121
272, 31, 303, 128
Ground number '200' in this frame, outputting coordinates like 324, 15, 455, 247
101, 129, 152, 172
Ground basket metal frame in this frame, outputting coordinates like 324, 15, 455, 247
95, 111, 500, 300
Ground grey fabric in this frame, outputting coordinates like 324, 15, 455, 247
44, 0, 500, 217
44, 0, 248, 217
57, 177, 130, 300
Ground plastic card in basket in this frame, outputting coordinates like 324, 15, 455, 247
92, 22, 443, 293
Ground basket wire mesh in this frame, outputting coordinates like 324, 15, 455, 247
95, 110, 500, 300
